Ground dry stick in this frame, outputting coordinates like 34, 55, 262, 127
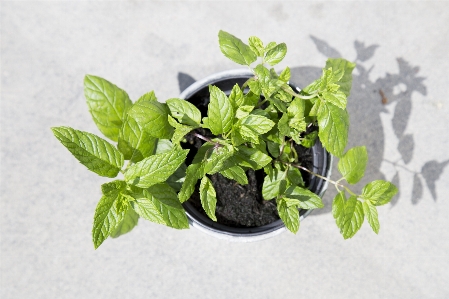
193, 133, 223, 148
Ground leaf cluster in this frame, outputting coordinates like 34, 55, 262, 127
52, 31, 397, 248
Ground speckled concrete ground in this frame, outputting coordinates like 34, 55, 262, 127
2, 1, 449, 298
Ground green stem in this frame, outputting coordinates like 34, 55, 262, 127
290, 164, 358, 197
193, 133, 223, 147
281, 86, 318, 100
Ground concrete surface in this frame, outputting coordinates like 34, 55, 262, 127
1, 1, 449, 298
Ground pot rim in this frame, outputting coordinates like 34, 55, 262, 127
179, 69, 333, 242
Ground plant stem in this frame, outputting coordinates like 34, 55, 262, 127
193, 133, 223, 147
290, 163, 358, 197
281, 86, 318, 100
383, 158, 419, 174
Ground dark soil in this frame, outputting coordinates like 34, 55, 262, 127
181, 127, 315, 228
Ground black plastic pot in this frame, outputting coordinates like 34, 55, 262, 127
179, 69, 333, 241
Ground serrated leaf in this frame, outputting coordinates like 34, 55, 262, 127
166, 98, 201, 127
274, 88, 293, 103
284, 186, 323, 209
128, 100, 173, 139
178, 162, 203, 203
207, 85, 234, 135
243, 91, 260, 106
362, 180, 398, 206
148, 184, 189, 229
235, 145, 272, 170
118, 111, 157, 163
248, 36, 264, 57
302, 78, 322, 94
124, 149, 189, 188
51, 127, 123, 178
332, 191, 346, 229
220, 165, 248, 185
362, 200, 379, 234
236, 105, 254, 119
204, 145, 235, 175
315, 99, 349, 157
341, 196, 364, 239
167, 115, 194, 145
338, 146, 368, 184
166, 162, 186, 192
279, 67, 291, 82
84, 75, 132, 141
262, 168, 287, 200
264, 43, 287, 66
277, 198, 300, 234
286, 168, 304, 187
229, 84, 245, 109
132, 192, 166, 225
110, 207, 139, 238
247, 80, 262, 96
241, 114, 275, 135
218, 30, 257, 66
136, 91, 157, 103
264, 42, 277, 53
278, 114, 290, 136
199, 177, 217, 221
322, 90, 347, 110
92, 193, 128, 249
288, 98, 305, 118
254, 65, 283, 97
325, 58, 356, 97
101, 180, 127, 196
134, 184, 189, 229
154, 139, 173, 154
301, 131, 318, 148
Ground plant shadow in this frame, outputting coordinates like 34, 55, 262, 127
178, 36, 448, 215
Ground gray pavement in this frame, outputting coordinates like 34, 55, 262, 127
1, 1, 449, 298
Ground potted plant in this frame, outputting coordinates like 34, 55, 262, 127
51, 31, 398, 249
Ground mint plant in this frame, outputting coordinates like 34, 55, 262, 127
52, 30, 397, 249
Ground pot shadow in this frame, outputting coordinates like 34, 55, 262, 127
177, 36, 448, 215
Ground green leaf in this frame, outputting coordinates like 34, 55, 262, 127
118, 111, 156, 163
288, 98, 305, 118
229, 84, 245, 109
278, 114, 290, 136
179, 162, 203, 203
243, 91, 260, 106
362, 180, 398, 206
286, 167, 304, 187
166, 98, 201, 127
199, 177, 217, 221
154, 139, 174, 154
284, 186, 324, 209
51, 127, 123, 178
314, 100, 349, 157
262, 168, 287, 200
135, 184, 189, 229
127, 100, 173, 139
274, 88, 293, 103
101, 180, 127, 196
332, 191, 346, 229
218, 30, 257, 66
325, 58, 356, 97
362, 200, 380, 234
92, 193, 128, 249
322, 90, 347, 110
84, 75, 132, 141
248, 36, 264, 57
301, 131, 318, 148
240, 114, 275, 136
166, 163, 187, 191
136, 91, 157, 103
279, 67, 291, 82
207, 85, 234, 135
235, 145, 272, 170
264, 43, 287, 66
341, 196, 364, 239
124, 149, 189, 188
220, 166, 248, 185
167, 115, 194, 145
264, 42, 277, 53
204, 145, 235, 175
277, 198, 300, 234
110, 207, 139, 238
236, 105, 254, 119
338, 146, 368, 184
254, 65, 283, 97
